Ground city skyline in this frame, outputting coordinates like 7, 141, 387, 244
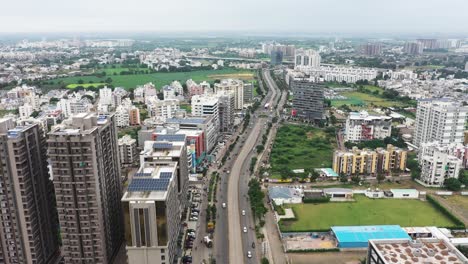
1, 0, 468, 34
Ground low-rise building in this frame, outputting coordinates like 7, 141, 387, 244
333, 144, 407, 176
345, 111, 392, 142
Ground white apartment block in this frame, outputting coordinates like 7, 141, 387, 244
295, 48, 321, 69
419, 141, 468, 169
170, 81, 184, 95
214, 79, 244, 110
115, 105, 130, 127
413, 99, 468, 147
345, 111, 392, 142
313, 66, 377, 83
200, 81, 212, 94
163, 85, 176, 99
147, 98, 180, 120
19, 103, 33, 118
420, 151, 462, 186
118, 135, 138, 167
191, 94, 219, 117
99, 86, 113, 105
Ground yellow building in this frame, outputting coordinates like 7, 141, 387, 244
333, 144, 407, 176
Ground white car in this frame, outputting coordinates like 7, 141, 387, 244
242, 210, 246, 216
222, 203, 226, 208
247, 251, 252, 258
190, 217, 198, 221
243, 226, 247, 233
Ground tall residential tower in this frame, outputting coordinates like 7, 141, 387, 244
48, 113, 124, 263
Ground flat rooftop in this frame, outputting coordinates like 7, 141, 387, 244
370, 238, 468, 264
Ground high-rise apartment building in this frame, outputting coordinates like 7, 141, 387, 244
361, 43, 382, 56
122, 163, 180, 264
403, 42, 423, 55
48, 113, 124, 263
214, 79, 244, 110
416, 39, 437, 50
0, 119, 60, 264
243, 83, 254, 103
413, 99, 468, 147
217, 91, 235, 132
294, 48, 321, 69
119, 135, 138, 167
270, 50, 283, 65
345, 111, 392, 142
290, 80, 325, 122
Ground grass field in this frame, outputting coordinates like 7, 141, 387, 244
279, 195, 457, 232
47, 68, 253, 90
66, 83, 107, 89
331, 91, 405, 108
270, 125, 335, 178
436, 195, 468, 223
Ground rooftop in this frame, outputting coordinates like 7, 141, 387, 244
333, 225, 411, 248
370, 238, 468, 264
268, 186, 302, 200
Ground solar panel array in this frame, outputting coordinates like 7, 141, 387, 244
153, 142, 173, 149
128, 178, 170, 192
155, 134, 186, 142
133, 172, 152, 178
160, 172, 172, 179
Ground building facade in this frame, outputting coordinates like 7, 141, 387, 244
119, 135, 138, 167
122, 164, 180, 264
295, 48, 321, 69
333, 144, 407, 176
48, 113, 124, 263
413, 99, 467, 147
290, 80, 324, 121
345, 111, 392, 142
0, 119, 60, 264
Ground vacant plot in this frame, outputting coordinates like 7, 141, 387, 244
331, 91, 405, 108
270, 125, 335, 178
436, 195, 468, 224
66, 83, 108, 89
279, 195, 457, 232
207, 72, 254, 81
47, 68, 253, 90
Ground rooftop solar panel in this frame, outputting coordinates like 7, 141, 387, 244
160, 172, 172, 179
155, 134, 186, 142
128, 178, 170, 192
153, 142, 173, 149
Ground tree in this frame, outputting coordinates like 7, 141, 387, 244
444, 178, 462, 191
459, 170, 468, 186
261, 258, 270, 264
377, 173, 385, 183
256, 145, 265, 154
339, 172, 348, 183
351, 175, 361, 184
77, 79, 84, 84
310, 169, 320, 182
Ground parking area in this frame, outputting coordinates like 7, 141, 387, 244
180, 184, 204, 264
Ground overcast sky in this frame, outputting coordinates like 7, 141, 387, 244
1, 0, 467, 34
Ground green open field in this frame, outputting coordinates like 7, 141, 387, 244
66, 83, 107, 89
270, 125, 335, 178
331, 91, 405, 108
279, 195, 457, 232
47, 68, 254, 90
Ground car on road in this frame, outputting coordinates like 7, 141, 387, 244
242, 210, 245, 216
243, 226, 247, 233
222, 203, 226, 208
247, 251, 252, 258
189, 216, 198, 221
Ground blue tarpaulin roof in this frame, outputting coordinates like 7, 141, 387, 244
332, 225, 411, 248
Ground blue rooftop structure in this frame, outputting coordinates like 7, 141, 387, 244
155, 134, 186, 142
332, 225, 411, 248
128, 178, 170, 192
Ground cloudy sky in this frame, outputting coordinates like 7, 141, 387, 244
1, 0, 467, 34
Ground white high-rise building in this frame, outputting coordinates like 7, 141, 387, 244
162, 85, 176, 99
295, 48, 321, 69
413, 99, 468, 147
99, 86, 113, 105
214, 79, 244, 110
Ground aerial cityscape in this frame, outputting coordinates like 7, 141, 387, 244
2, 1, 468, 264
